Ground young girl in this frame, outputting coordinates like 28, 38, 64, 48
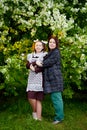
26, 40, 47, 120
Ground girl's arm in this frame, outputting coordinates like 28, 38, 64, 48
26, 53, 33, 69
35, 66, 43, 73
26, 60, 43, 73
26, 61, 31, 69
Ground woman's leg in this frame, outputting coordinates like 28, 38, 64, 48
36, 100, 42, 120
51, 92, 64, 121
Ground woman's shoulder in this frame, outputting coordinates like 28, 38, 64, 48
54, 48, 59, 51
54, 48, 60, 53
50, 48, 60, 57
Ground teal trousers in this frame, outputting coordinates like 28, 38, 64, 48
51, 92, 64, 121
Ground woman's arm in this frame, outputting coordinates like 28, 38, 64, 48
43, 50, 60, 67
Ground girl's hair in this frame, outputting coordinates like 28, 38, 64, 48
48, 35, 59, 51
32, 40, 46, 52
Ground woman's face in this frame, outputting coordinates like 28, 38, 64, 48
49, 38, 56, 50
35, 41, 43, 53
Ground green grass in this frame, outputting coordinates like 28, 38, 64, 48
0, 95, 87, 130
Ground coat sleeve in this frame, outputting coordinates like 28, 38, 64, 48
43, 50, 61, 67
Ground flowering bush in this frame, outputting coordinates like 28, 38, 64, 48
0, 54, 28, 96
0, 0, 87, 97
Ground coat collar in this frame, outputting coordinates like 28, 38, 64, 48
44, 48, 57, 59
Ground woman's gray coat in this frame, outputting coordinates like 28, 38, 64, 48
43, 48, 63, 94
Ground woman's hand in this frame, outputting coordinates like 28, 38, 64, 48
30, 64, 35, 71
36, 61, 42, 67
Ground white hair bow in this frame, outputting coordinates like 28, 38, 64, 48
34, 39, 47, 44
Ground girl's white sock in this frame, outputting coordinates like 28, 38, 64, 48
32, 112, 37, 120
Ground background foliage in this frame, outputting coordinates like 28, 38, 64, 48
0, 0, 87, 98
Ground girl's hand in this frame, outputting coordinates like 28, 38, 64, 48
36, 61, 42, 67
30, 64, 35, 71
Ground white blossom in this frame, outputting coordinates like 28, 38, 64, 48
80, 54, 86, 61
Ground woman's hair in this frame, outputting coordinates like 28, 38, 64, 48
48, 35, 59, 51
32, 40, 46, 52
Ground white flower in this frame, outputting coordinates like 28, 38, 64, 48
80, 54, 85, 60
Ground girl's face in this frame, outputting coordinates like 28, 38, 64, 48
49, 38, 56, 50
35, 41, 43, 53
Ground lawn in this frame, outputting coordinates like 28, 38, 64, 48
0, 94, 87, 130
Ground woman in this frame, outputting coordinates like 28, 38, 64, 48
36, 35, 64, 124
